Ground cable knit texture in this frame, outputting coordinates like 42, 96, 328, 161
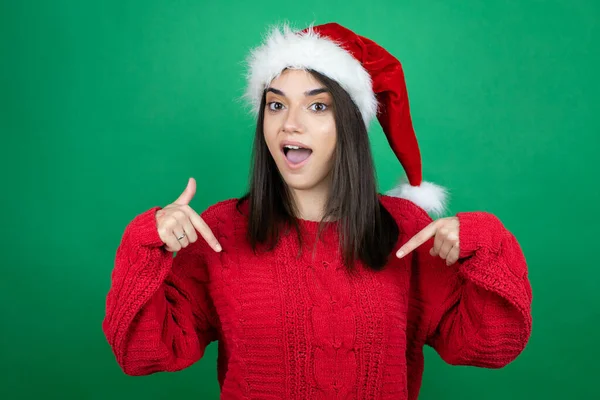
102, 195, 532, 399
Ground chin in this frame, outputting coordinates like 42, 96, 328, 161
274, 158, 333, 191
281, 177, 316, 191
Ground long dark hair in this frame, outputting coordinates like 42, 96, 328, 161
236, 69, 399, 272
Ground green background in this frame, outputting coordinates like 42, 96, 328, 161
2, 0, 598, 398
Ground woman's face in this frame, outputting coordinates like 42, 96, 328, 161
263, 69, 337, 193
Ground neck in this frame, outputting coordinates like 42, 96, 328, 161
289, 182, 331, 222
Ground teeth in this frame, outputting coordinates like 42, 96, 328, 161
284, 145, 302, 150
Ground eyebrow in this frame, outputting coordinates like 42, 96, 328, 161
266, 87, 329, 97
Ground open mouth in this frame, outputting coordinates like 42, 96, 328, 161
283, 144, 313, 165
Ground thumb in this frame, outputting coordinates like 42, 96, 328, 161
173, 177, 196, 205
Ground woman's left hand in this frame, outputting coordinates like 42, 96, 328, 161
396, 217, 460, 266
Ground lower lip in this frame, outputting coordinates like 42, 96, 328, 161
283, 150, 312, 170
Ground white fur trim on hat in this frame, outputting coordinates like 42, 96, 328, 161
244, 23, 378, 126
386, 178, 449, 217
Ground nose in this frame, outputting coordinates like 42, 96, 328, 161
282, 105, 303, 134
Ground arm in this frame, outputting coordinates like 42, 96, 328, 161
102, 207, 219, 375
409, 208, 532, 368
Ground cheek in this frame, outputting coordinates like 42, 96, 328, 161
318, 120, 337, 158
262, 119, 278, 151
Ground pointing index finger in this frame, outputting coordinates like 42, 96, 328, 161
184, 206, 222, 252
396, 220, 438, 258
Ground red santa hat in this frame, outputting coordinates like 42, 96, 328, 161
244, 22, 448, 216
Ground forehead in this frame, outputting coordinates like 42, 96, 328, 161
268, 69, 324, 91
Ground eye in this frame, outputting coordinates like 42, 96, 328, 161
309, 102, 328, 113
267, 102, 284, 112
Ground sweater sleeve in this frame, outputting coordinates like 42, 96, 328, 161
408, 207, 532, 368
102, 206, 219, 376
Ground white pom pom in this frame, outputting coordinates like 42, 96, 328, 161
386, 179, 449, 217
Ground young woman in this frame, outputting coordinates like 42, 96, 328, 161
103, 23, 532, 399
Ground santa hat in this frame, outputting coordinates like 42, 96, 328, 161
244, 22, 448, 216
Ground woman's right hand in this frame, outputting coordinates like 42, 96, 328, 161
155, 177, 222, 253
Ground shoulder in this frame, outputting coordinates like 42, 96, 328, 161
378, 194, 433, 233
181, 198, 247, 257
199, 197, 248, 228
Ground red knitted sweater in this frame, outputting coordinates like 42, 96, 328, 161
102, 195, 532, 399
